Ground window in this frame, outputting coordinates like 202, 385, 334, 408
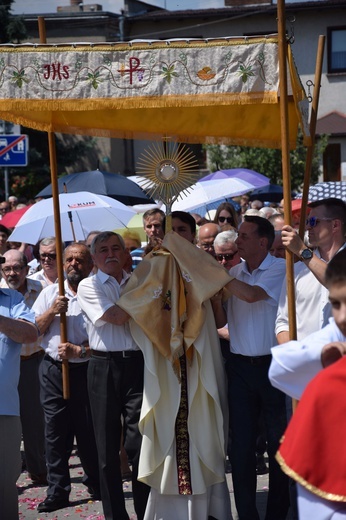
328, 27, 346, 73
323, 143, 341, 182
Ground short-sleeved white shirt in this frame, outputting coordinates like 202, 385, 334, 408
32, 279, 88, 363
77, 269, 138, 352
275, 244, 346, 340
226, 254, 286, 356
275, 249, 331, 340
29, 269, 58, 288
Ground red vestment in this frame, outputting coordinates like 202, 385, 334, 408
277, 356, 346, 502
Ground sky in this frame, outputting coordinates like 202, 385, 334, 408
11, 0, 225, 15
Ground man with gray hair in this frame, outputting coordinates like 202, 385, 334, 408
77, 231, 149, 520
29, 237, 58, 287
214, 229, 240, 271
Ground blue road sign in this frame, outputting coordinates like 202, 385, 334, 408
0, 134, 28, 166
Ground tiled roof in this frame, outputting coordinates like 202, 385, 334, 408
316, 111, 346, 136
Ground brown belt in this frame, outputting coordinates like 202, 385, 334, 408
21, 350, 44, 361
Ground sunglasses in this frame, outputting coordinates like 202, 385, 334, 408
40, 253, 57, 261
218, 216, 233, 224
305, 217, 334, 228
216, 253, 236, 262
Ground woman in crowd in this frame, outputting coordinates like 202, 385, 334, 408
213, 202, 238, 230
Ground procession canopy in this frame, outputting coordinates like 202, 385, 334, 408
0, 35, 309, 149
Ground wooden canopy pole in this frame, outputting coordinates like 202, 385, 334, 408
277, 0, 297, 341
39, 16, 70, 399
277, 0, 299, 412
298, 35, 325, 239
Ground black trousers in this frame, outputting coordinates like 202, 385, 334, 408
226, 354, 290, 520
39, 355, 100, 499
87, 352, 150, 520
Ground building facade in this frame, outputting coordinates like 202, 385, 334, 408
14, 0, 346, 181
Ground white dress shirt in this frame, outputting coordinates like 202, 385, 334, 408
77, 269, 138, 352
275, 249, 331, 340
226, 253, 286, 356
32, 280, 87, 363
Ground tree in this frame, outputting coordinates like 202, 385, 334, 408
204, 131, 329, 192
0, 0, 27, 44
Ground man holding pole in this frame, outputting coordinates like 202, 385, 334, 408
33, 243, 100, 513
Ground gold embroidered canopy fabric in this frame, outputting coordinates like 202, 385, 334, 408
0, 36, 309, 148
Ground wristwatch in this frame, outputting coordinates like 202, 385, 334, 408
300, 248, 313, 261
79, 344, 87, 359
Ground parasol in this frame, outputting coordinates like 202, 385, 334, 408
0, 204, 32, 228
8, 192, 136, 245
35, 169, 154, 205
200, 168, 269, 188
294, 181, 346, 202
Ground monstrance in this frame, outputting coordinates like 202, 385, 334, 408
136, 140, 200, 228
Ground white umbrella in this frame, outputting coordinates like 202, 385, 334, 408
130, 176, 259, 214
8, 192, 136, 245
171, 178, 257, 212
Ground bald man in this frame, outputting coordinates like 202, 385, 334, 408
197, 223, 220, 257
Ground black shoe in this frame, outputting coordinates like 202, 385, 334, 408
87, 487, 101, 501
37, 496, 69, 513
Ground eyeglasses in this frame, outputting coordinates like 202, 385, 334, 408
216, 253, 237, 262
218, 216, 233, 224
40, 253, 57, 261
200, 243, 215, 251
2, 265, 25, 275
305, 217, 334, 228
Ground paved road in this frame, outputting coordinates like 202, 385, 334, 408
17, 449, 272, 520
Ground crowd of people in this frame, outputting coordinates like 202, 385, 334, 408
0, 191, 345, 520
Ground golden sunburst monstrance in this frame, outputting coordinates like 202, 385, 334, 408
136, 141, 200, 214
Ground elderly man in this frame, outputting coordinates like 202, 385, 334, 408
1, 250, 46, 485
213, 229, 241, 361
77, 232, 149, 520
197, 222, 220, 256
0, 273, 38, 519
214, 229, 241, 270
212, 215, 289, 520
34, 243, 99, 513
29, 237, 58, 287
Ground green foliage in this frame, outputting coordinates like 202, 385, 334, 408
0, 0, 27, 44
204, 131, 329, 192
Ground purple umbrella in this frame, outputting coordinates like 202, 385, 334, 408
200, 168, 270, 189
